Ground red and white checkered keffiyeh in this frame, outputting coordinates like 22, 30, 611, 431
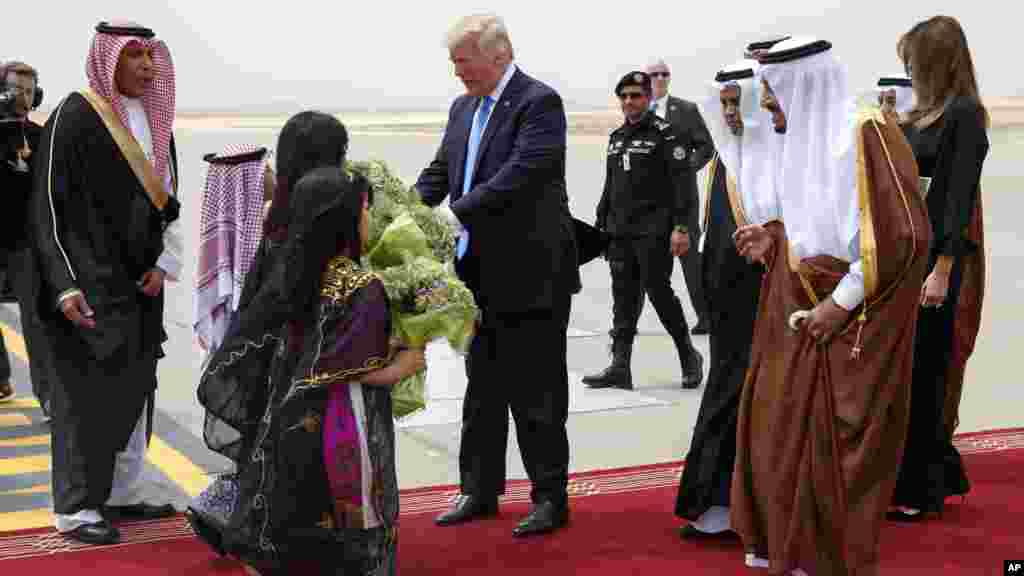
85, 21, 176, 188
194, 144, 269, 351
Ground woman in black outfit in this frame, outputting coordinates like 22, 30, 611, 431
891, 15, 989, 520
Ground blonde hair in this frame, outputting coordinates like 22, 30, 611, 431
445, 14, 514, 60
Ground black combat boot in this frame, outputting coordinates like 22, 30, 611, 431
670, 325, 704, 389
583, 335, 633, 390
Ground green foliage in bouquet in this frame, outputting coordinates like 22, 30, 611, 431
347, 159, 419, 205
345, 159, 478, 419
375, 257, 478, 352
408, 203, 456, 264
347, 159, 456, 264
375, 257, 478, 420
365, 213, 434, 269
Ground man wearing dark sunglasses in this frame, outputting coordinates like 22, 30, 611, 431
587, 71, 703, 392
645, 59, 714, 336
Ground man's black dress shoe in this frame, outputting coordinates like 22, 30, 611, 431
434, 495, 499, 526
103, 502, 177, 520
681, 351, 704, 389
678, 524, 733, 539
511, 500, 569, 537
66, 521, 121, 545
886, 508, 925, 522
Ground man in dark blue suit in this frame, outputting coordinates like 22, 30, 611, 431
415, 13, 580, 538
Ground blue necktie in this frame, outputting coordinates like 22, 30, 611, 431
456, 95, 495, 260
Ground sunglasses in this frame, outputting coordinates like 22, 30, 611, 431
650, 72, 671, 78
619, 91, 647, 101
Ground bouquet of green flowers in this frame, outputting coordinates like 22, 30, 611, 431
346, 160, 477, 419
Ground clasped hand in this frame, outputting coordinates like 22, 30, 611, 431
792, 298, 851, 344
670, 230, 690, 257
733, 224, 773, 264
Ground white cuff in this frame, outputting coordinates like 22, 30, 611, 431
56, 288, 83, 309
831, 259, 864, 311
156, 219, 184, 282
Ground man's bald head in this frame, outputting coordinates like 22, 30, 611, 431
645, 59, 671, 99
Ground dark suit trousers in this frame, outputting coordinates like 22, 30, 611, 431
459, 294, 572, 506
9, 248, 54, 414
677, 185, 708, 325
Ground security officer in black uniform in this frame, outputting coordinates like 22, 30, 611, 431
585, 71, 704, 391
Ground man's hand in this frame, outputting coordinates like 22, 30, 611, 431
798, 298, 852, 344
670, 229, 690, 257
733, 224, 773, 264
61, 293, 96, 329
920, 269, 950, 308
139, 268, 166, 297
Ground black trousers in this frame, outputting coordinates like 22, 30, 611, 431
609, 235, 691, 343
459, 294, 572, 506
0, 251, 12, 385
677, 199, 708, 326
50, 347, 155, 515
0, 249, 53, 413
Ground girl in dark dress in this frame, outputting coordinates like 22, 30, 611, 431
890, 15, 989, 520
188, 113, 425, 574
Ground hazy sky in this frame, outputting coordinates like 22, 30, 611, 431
8, 1, 1016, 112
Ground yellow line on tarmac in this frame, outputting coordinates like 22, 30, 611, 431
0, 508, 52, 531
0, 397, 42, 410
0, 414, 31, 427
147, 435, 211, 497
0, 435, 50, 448
0, 322, 26, 361
0, 320, 211, 500
0, 454, 50, 476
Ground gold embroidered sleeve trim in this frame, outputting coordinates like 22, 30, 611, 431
294, 356, 390, 387
319, 256, 380, 304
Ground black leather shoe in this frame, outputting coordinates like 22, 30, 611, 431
511, 500, 569, 537
103, 502, 177, 520
66, 521, 121, 545
582, 364, 632, 390
691, 322, 710, 335
678, 524, 733, 539
682, 350, 704, 389
886, 508, 925, 522
434, 495, 499, 526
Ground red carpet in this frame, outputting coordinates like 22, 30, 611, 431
2, 428, 1021, 575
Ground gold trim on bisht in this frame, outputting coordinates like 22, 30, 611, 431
78, 88, 170, 211
848, 107, 921, 359
725, 172, 750, 229
320, 255, 379, 304
856, 108, 881, 302
702, 153, 718, 234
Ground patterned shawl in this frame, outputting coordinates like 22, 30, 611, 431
195, 145, 271, 350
